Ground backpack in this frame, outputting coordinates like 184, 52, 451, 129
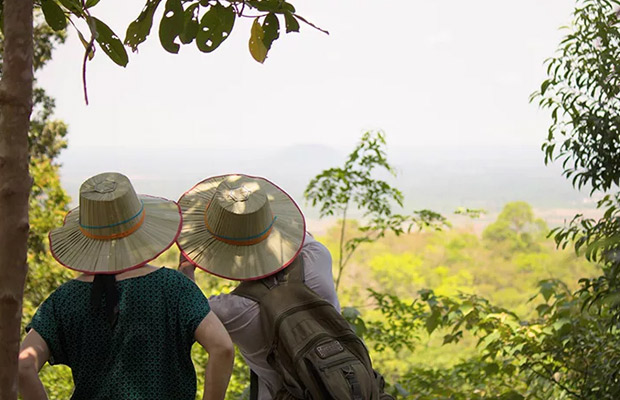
233, 256, 391, 400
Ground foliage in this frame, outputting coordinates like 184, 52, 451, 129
534, 0, 620, 328
483, 201, 548, 255
349, 279, 620, 399
4, 0, 323, 97
533, 0, 620, 193
305, 130, 449, 290
325, 200, 598, 399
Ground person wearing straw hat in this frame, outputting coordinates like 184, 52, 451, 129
18, 172, 234, 400
177, 174, 341, 400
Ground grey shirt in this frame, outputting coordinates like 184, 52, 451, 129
209, 234, 340, 399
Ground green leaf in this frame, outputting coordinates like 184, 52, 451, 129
281, 2, 295, 13
479, 330, 501, 349
283, 11, 299, 33
262, 13, 280, 50
179, 3, 199, 44
483, 362, 500, 375
552, 318, 571, 331
249, 18, 267, 63
57, 0, 82, 15
425, 309, 441, 334
85, 0, 101, 8
247, 0, 281, 12
125, 0, 162, 52
41, 0, 67, 31
498, 391, 524, 400
196, 3, 235, 53
540, 281, 555, 302
92, 17, 129, 67
158, 0, 184, 54
460, 301, 474, 316
540, 79, 551, 95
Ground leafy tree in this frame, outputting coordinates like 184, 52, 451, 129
534, 0, 620, 323
534, 0, 620, 193
483, 201, 548, 255
304, 130, 449, 290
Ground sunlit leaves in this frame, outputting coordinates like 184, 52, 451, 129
250, 13, 279, 63
125, 0, 162, 52
40, 0, 67, 31
159, 0, 184, 53
249, 18, 267, 63
91, 17, 128, 66
196, 3, 235, 53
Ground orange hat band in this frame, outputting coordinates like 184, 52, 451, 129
80, 210, 146, 240
204, 214, 276, 246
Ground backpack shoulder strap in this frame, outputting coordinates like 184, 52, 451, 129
232, 255, 306, 301
283, 255, 305, 284
232, 279, 270, 303
249, 370, 259, 400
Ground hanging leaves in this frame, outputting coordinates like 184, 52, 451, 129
159, 0, 184, 54
92, 17, 128, 67
41, 0, 67, 31
284, 11, 299, 33
196, 3, 235, 53
247, 0, 295, 13
84, 0, 101, 8
125, 0, 162, 52
249, 18, 267, 63
262, 13, 280, 51
179, 3, 199, 44
39, 0, 326, 79
57, 0, 83, 15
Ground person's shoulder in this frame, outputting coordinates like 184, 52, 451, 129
301, 235, 331, 260
52, 278, 87, 297
153, 267, 196, 285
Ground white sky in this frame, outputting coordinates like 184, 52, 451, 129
38, 0, 575, 151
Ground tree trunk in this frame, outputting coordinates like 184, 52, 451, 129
0, 0, 33, 398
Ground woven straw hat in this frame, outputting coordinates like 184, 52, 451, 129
177, 174, 306, 281
49, 172, 182, 274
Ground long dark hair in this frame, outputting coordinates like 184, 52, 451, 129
91, 274, 120, 328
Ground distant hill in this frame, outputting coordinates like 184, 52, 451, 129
57, 143, 597, 228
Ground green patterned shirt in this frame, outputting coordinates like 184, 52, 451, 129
27, 267, 210, 400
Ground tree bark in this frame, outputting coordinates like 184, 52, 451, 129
0, 0, 33, 398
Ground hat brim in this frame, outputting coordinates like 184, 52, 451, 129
49, 195, 182, 274
177, 174, 306, 281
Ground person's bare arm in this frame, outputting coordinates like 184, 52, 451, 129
18, 330, 50, 400
195, 312, 234, 400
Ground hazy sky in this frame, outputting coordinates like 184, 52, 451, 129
39, 0, 575, 152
